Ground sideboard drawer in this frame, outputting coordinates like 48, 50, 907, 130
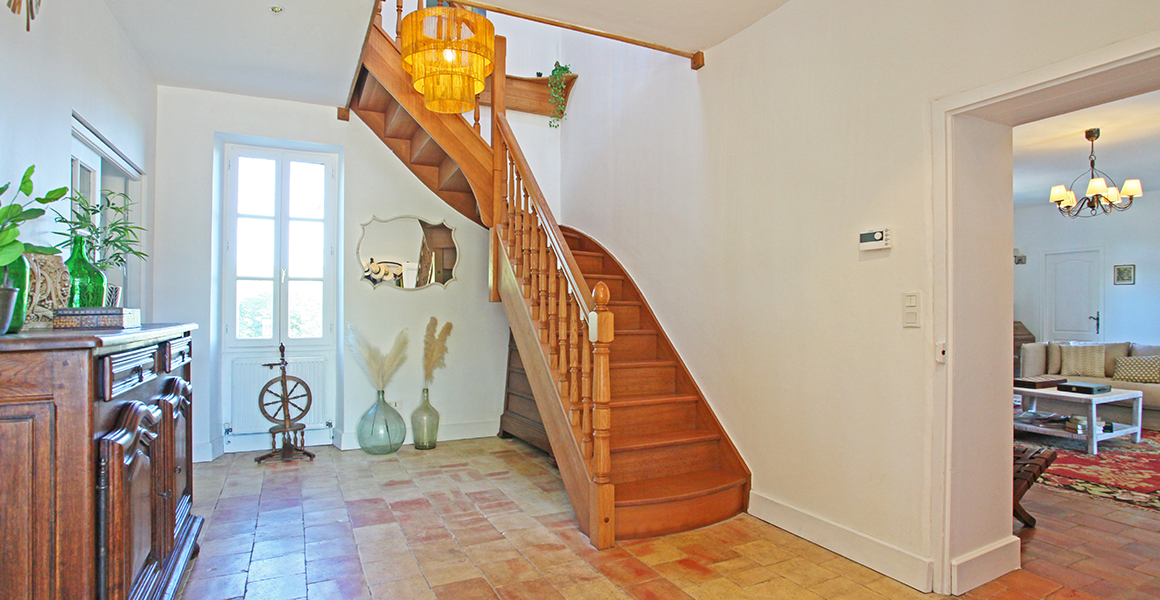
161, 336, 192, 373
100, 345, 160, 402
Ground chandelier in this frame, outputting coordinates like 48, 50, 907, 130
400, 3, 495, 114
1049, 128, 1142, 218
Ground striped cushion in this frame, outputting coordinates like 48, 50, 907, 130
1114, 355, 1160, 384
1060, 344, 1105, 377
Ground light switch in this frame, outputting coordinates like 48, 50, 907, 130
903, 291, 921, 328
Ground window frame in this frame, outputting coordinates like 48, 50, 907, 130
222, 143, 338, 351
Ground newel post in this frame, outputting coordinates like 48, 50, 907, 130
591, 282, 614, 485
489, 36, 507, 303
591, 282, 615, 548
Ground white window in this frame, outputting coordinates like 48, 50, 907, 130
223, 144, 338, 349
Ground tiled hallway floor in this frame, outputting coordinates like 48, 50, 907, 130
178, 437, 1156, 600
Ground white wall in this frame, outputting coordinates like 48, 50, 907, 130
556, 0, 1160, 593
0, 0, 155, 250
152, 86, 530, 461
1015, 197, 1160, 345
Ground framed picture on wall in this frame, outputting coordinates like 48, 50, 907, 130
1114, 264, 1135, 285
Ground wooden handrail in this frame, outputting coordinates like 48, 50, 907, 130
495, 113, 595, 313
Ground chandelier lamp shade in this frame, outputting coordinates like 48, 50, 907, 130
400, 4, 495, 114
1049, 128, 1142, 218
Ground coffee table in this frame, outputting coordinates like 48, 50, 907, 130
1013, 386, 1143, 454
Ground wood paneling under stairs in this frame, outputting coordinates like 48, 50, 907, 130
499, 332, 554, 456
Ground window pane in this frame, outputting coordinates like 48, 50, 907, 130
289, 161, 325, 219
288, 281, 323, 338
236, 280, 273, 339
288, 220, 323, 278
238, 157, 275, 216
236, 218, 275, 277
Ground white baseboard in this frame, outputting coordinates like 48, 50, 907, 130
951, 535, 1020, 595
193, 436, 226, 463
334, 420, 499, 452
749, 490, 934, 592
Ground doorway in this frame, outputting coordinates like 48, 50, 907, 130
931, 40, 1160, 595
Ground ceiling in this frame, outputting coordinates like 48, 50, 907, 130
1013, 89, 1160, 207
103, 0, 790, 108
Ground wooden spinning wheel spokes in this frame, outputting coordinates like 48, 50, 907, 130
258, 375, 313, 424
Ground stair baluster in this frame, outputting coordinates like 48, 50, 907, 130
568, 296, 581, 428
395, 0, 403, 37
507, 157, 516, 258
581, 320, 593, 458
522, 190, 533, 296
538, 225, 549, 342
548, 254, 559, 370
557, 278, 569, 394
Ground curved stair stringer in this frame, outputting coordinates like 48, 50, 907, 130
559, 226, 752, 540
495, 236, 608, 546
354, 24, 494, 227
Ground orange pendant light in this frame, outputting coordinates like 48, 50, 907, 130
400, 5, 495, 114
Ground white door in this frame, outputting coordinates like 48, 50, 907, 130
1044, 250, 1101, 342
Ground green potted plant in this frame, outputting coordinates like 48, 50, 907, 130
548, 61, 572, 128
0, 165, 67, 332
54, 189, 147, 307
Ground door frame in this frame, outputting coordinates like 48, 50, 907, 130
930, 31, 1160, 595
1043, 248, 1104, 343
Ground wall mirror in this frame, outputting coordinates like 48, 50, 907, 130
357, 216, 458, 289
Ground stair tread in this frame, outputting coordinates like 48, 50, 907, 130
570, 250, 603, 257
609, 360, 677, 368
582, 273, 626, 280
615, 468, 747, 507
615, 329, 658, 336
610, 429, 720, 452
610, 393, 699, 407
607, 300, 642, 306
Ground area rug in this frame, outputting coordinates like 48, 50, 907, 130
1014, 429, 1160, 512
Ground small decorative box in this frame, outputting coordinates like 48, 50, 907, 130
53, 307, 142, 329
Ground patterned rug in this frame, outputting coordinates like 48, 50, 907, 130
1014, 429, 1160, 512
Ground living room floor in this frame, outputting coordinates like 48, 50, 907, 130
177, 437, 1147, 600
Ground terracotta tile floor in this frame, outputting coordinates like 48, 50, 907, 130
177, 437, 1157, 600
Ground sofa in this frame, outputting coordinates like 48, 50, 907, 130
1020, 341, 1160, 431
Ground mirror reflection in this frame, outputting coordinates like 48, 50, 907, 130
357, 216, 457, 289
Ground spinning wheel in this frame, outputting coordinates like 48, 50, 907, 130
258, 375, 312, 424
254, 344, 316, 463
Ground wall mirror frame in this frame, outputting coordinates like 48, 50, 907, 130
356, 215, 458, 290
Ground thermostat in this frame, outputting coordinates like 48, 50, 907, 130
859, 228, 891, 250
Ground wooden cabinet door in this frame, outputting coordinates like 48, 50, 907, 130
159, 378, 193, 546
99, 401, 165, 600
0, 401, 55, 600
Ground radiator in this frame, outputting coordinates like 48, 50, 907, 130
229, 355, 329, 435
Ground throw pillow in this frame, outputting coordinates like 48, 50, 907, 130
1114, 355, 1160, 384
1048, 342, 1062, 375
1102, 342, 1130, 377
1131, 343, 1160, 357
1060, 344, 1105, 377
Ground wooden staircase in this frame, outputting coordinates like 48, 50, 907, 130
560, 227, 750, 539
347, 2, 749, 548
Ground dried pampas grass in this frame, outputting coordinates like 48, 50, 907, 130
347, 324, 408, 391
423, 317, 453, 386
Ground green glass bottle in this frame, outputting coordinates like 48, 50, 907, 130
5, 254, 30, 334
411, 388, 440, 450
357, 390, 407, 455
65, 235, 107, 308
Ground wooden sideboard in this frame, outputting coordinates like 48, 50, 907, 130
0, 324, 202, 600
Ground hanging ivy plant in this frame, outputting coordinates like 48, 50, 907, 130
548, 62, 572, 129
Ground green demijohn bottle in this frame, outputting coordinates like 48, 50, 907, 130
65, 235, 107, 308
411, 388, 440, 450
357, 390, 407, 455
4, 254, 30, 333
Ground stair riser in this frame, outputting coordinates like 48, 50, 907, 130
610, 365, 676, 396
614, 484, 746, 540
573, 254, 604, 273
611, 439, 720, 484
610, 334, 657, 361
610, 402, 696, 434
608, 304, 641, 329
